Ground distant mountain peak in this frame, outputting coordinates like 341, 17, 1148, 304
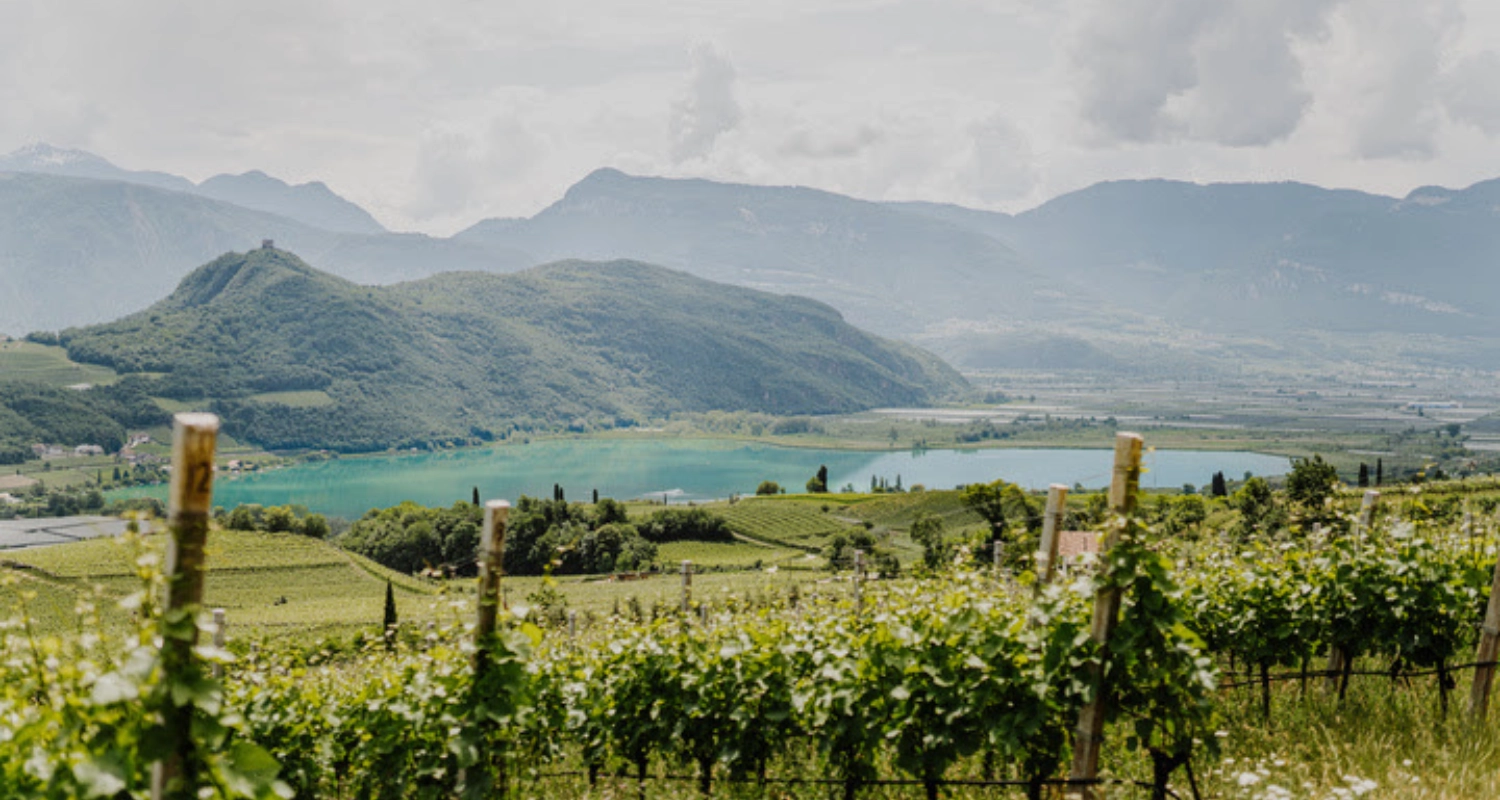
582, 166, 629, 182
3, 142, 111, 169
0, 142, 195, 193
1403, 185, 1456, 205
196, 171, 387, 235
561, 166, 635, 199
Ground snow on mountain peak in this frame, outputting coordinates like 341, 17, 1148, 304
3, 143, 110, 168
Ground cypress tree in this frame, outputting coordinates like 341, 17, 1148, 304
472, 486, 480, 506
1376, 458, 1383, 486
1357, 463, 1369, 488
593, 488, 599, 504
383, 580, 398, 652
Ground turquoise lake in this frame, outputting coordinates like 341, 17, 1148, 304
115, 439, 1288, 519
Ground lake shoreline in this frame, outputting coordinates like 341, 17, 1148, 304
108, 438, 1290, 519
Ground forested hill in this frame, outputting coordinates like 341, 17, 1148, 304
58, 248, 966, 451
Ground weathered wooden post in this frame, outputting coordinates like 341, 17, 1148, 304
853, 549, 865, 613
1469, 547, 1500, 720
1355, 490, 1379, 548
1034, 484, 1069, 592
1465, 506, 1476, 556
1326, 491, 1379, 695
681, 560, 693, 615
993, 540, 1003, 574
1068, 432, 1143, 799
152, 412, 219, 800
461, 499, 511, 796
211, 608, 227, 680
473, 500, 510, 672
568, 609, 578, 641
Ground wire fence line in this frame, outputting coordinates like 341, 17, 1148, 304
535, 769, 1180, 798
1216, 658, 1500, 690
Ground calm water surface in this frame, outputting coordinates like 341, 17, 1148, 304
115, 438, 1288, 518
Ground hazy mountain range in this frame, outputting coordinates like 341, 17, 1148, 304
0, 143, 384, 233
4, 143, 1497, 374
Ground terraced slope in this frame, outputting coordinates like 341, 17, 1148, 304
0, 529, 436, 640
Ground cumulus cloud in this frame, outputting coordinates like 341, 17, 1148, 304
1071, 0, 1336, 147
1327, 0, 1461, 160
1441, 50, 1500, 135
1071, 0, 1218, 142
669, 43, 742, 163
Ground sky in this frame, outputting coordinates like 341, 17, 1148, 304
3, 0, 1499, 235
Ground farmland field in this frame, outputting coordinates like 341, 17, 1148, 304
0, 339, 118, 387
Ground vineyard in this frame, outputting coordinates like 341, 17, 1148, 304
5, 419, 1500, 798
717, 500, 858, 551
1, 529, 437, 639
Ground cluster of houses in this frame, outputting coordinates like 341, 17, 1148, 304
30, 433, 165, 466
31, 443, 106, 458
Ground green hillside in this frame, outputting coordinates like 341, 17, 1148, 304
57, 247, 966, 451
0, 529, 438, 640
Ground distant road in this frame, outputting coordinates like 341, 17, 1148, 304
0, 516, 128, 551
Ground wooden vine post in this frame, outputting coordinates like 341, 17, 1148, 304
681, 560, 693, 615
853, 549, 865, 613
1034, 483, 1070, 592
1068, 432, 1143, 799
473, 500, 510, 672
211, 608, 227, 680
1469, 544, 1500, 720
1355, 490, 1379, 549
1326, 491, 1379, 695
461, 499, 510, 795
152, 413, 220, 800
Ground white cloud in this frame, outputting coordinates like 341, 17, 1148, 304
1070, 0, 1337, 147
669, 43, 742, 163
1442, 51, 1500, 135
1320, 0, 1462, 160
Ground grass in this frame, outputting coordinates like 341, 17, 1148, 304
1197, 661, 1500, 799
0, 340, 118, 387
246, 390, 336, 408
151, 397, 204, 414
655, 539, 807, 569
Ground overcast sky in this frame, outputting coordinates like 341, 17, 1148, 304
4, 0, 1499, 234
